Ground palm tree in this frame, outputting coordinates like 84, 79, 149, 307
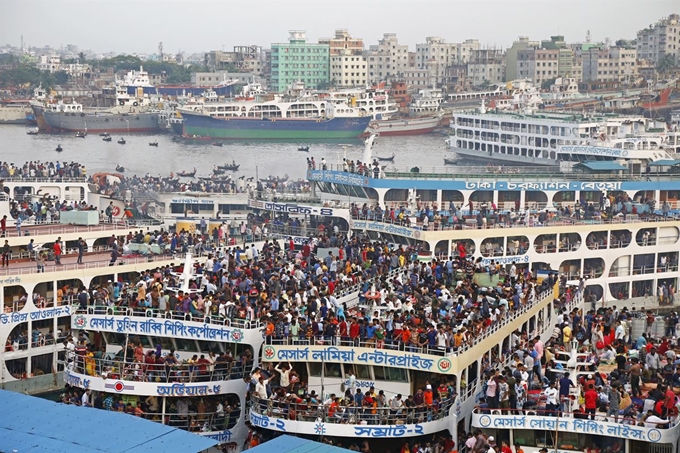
78, 52, 86, 64
656, 54, 676, 75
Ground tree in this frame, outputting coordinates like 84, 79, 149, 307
541, 77, 558, 90
657, 54, 676, 75
78, 52, 86, 64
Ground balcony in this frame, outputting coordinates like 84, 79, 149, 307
471, 409, 679, 445
248, 395, 454, 438
63, 355, 251, 396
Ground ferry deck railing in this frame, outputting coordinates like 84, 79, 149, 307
316, 164, 680, 182
249, 394, 455, 426
67, 354, 254, 384
78, 305, 264, 331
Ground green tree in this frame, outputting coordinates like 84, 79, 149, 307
657, 54, 676, 75
78, 52, 86, 64
541, 77, 558, 90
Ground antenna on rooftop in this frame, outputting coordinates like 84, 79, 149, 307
586, 30, 591, 43
158, 41, 164, 60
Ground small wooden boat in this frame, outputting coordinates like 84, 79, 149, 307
297, 146, 309, 152
55, 145, 63, 152
217, 163, 240, 171
117, 138, 126, 145
149, 141, 159, 147
99, 132, 110, 137
102, 136, 112, 142
115, 165, 125, 172
75, 131, 87, 138
177, 170, 196, 178
212, 142, 223, 147
444, 158, 457, 165
26, 129, 38, 135
376, 153, 395, 162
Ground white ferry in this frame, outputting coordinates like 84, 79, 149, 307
446, 101, 678, 167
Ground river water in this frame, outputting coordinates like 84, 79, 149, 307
0, 126, 452, 180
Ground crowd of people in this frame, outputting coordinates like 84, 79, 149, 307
0, 160, 87, 179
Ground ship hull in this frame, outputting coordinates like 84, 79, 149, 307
180, 112, 371, 140
450, 145, 557, 166
41, 110, 161, 133
372, 116, 440, 136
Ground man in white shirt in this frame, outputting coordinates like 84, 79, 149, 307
275, 363, 292, 389
544, 382, 559, 415
255, 375, 270, 399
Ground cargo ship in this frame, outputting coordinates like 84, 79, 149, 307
0, 100, 32, 124
179, 110, 371, 140
32, 101, 161, 133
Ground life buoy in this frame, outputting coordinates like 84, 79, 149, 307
136, 117, 140, 120
105, 118, 109, 122
133, 102, 139, 107
119, 100, 125, 106
80, 113, 85, 117
111, 206, 121, 217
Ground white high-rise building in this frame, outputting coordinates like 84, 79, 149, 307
636, 14, 680, 64
366, 33, 409, 84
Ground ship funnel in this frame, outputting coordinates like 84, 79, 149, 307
362, 131, 378, 163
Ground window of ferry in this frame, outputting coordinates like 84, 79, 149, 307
309, 362, 322, 377
152, 336, 174, 352
174, 337, 197, 352
374, 367, 408, 382
31, 353, 54, 377
347, 364, 371, 380
325, 362, 342, 378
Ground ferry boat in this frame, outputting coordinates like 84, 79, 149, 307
446, 100, 678, 167
177, 96, 371, 140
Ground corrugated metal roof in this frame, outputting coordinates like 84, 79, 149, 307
0, 389, 217, 453
248, 435, 353, 453
578, 161, 628, 171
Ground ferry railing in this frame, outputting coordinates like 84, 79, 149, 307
0, 176, 88, 183
0, 219, 137, 237
471, 407, 679, 429
266, 288, 565, 360
68, 354, 254, 383
348, 212, 680, 233
315, 165, 680, 182
80, 305, 264, 331
0, 253, 183, 277
249, 394, 455, 426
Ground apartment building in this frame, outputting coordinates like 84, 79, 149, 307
270, 31, 329, 92
319, 30, 367, 88
517, 48, 559, 85
366, 33, 409, 84
636, 14, 680, 64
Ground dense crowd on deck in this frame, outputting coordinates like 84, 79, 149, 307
347, 189, 674, 232
0, 161, 87, 179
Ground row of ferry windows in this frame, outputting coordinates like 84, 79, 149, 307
102, 332, 254, 357
457, 139, 557, 159
454, 131, 581, 148
454, 118, 598, 137
306, 361, 409, 382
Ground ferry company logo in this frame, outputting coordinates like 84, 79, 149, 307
314, 422, 326, 435
437, 358, 452, 373
73, 315, 87, 329
647, 429, 662, 442
479, 415, 492, 428
230, 329, 244, 343
105, 381, 135, 393
263, 346, 276, 360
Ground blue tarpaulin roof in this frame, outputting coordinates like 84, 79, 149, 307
248, 435, 353, 453
578, 161, 628, 171
648, 159, 680, 167
0, 389, 217, 453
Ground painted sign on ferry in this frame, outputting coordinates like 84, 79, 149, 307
474, 414, 665, 443
480, 255, 530, 266
72, 314, 245, 343
1, 305, 74, 325
261, 345, 454, 374
350, 220, 421, 239
248, 199, 337, 216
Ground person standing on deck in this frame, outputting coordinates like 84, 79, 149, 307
53, 237, 62, 265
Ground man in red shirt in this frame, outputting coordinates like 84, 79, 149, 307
0, 215, 6, 238
53, 237, 62, 265
584, 383, 598, 420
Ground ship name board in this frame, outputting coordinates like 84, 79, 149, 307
1, 306, 73, 325
351, 220, 421, 239
248, 200, 335, 216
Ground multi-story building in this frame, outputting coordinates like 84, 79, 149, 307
455, 39, 480, 65
467, 48, 505, 86
191, 72, 260, 87
270, 31, 330, 92
36, 55, 62, 73
366, 33, 409, 84
400, 68, 431, 89
320, 30, 367, 88
505, 36, 540, 81
416, 37, 456, 85
205, 46, 264, 76
636, 14, 680, 64
582, 46, 637, 83
516, 48, 559, 86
